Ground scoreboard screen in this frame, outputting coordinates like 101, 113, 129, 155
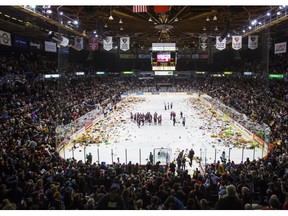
151, 51, 176, 70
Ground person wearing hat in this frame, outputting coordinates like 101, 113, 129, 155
97, 183, 126, 210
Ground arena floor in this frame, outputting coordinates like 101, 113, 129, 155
59, 93, 266, 173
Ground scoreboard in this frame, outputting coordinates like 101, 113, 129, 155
151, 43, 177, 71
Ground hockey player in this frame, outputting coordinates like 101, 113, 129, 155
188, 148, 195, 167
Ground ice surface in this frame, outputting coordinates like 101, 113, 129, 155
60, 93, 265, 174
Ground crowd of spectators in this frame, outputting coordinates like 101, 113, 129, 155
0, 50, 288, 210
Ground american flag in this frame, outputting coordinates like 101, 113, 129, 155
133, 5, 148, 13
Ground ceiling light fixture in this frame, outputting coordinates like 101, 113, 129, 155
267, 12, 271, 16
206, 16, 210, 21
119, 18, 123, 24
104, 23, 108, 28
214, 26, 218, 31
242, 30, 246, 33
109, 7, 113, 20
203, 26, 207, 31
174, 17, 179, 22
213, 15, 217, 21
149, 17, 152, 22
120, 26, 124, 30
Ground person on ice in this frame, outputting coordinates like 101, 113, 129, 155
182, 116, 186, 127
188, 148, 195, 167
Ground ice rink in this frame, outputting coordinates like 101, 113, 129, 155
59, 93, 265, 173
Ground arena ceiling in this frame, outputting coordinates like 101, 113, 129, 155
0, 5, 287, 49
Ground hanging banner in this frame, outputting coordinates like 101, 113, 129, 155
216, 36, 226, 50
232, 36, 242, 50
120, 37, 130, 51
44, 41, 57, 52
154, 6, 171, 13
0, 30, 11, 46
89, 37, 99, 51
72, 37, 83, 51
58, 46, 69, 55
103, 36, 113, 51
248, 35, 258, 50
199, 35, 208, 51
29, 39, 42, 50
13, 35, 27, 48
274, 42, 287, 54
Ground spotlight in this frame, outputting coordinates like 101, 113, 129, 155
277, 11, 281, 15
149, 17, 152, 22
46, 9, 52, 14
213, 15, 217, 21
109, 15, 113, 20
227, 33, 231, 38
59, 11, 63, 15
248, 26, 252, 29
174, 17, 179, 22
73, 20, 78, 25
120, 26, 124, 30
119, 18, 123, 24
206, 16, 210, 21
203, 26, 206, 30
242, 30, 245, 33
267, 12, 271, 16
214, 26, 218, 31
104, 23, 108, 28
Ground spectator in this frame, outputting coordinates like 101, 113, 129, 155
215, 184, 244, 210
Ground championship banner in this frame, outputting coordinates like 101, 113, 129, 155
44, 41, 57, 52
0, 30, 11, 46
120, 37, 130, 51
89, 37, 99, 51
13, 35, 27, 48
29, 39, 42, 50
216, 36, 226, 50
274, 42, 287, 54
248, 35, 258, 50
232, 36, 242, 50
72, 37, 83, 51
103, 36, 113, 51
199, 35, 208, 51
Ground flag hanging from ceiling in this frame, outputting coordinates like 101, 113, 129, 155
248, 35, 258, 50
120, 37, 130, 51
103, 36, 113, 51
199, 35, 208, 51
232, 36, 242, 50
89, 37, 99, 51
216, 36, 226, 50
71, 37, 83, 51
133, 6, 148, 13
154, 6, 171, 13
274, 42, 287, 54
